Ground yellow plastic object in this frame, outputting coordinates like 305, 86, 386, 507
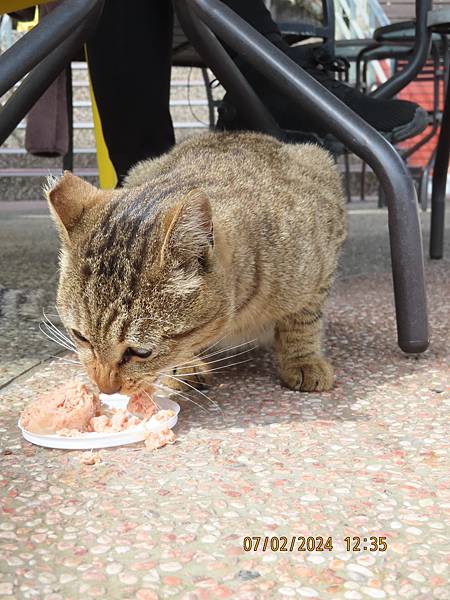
85, 50, 117, 190
16, 6, 38, 31
1, 0, 50, 14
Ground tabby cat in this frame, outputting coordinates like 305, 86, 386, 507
46, 132, 346, 394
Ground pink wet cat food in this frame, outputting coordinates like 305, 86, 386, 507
20, 381, 176, 448
90, 409, 141, 433
20, 381, 100, 434
127, 392, 157, 416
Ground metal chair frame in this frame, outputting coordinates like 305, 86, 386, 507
0, 0, 104, 146
352, 6, 450, 257
274, 0, 335, 54
335, 2, 449, 258
3, 0, 447, 351
174, 0, 429, 355
358, 40, 446, 208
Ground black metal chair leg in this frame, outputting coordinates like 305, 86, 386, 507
176, 0, 429, 353
343, 150, 351, 202
63, 63, 74, 172
201, 67, 215, 129
419, 167, 429, 212
361, 161, 366, 202
430, 74, 450, 259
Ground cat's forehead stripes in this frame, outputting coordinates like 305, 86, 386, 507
72, 186, 176, 338
81, 189, 158, 276
99, 305, 119, 337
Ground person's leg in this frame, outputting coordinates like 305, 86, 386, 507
218, 0, 427, 144
86, 0, 174, 184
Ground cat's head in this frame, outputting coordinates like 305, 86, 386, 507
45, 172, 231, 395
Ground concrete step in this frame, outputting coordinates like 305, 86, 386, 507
0, 161, 378, 201
0, 175, 98, 202
0, 149, 97, 170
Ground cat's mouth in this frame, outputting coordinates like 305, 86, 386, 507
120, 375, 165, 399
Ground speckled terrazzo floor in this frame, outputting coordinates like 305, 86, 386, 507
1, 201, 450, 599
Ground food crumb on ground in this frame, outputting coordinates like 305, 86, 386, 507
79, 451, 102, 465
144, 428, 176, 450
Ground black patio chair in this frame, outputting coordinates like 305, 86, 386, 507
344, 6, 449, 213
340, 36, 446, 209
173, 0, 429, 356
335, 2, 450, 259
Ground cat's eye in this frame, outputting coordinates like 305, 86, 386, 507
130, 347, 152, 359
72, 329, 89, 343
121, 347, 153, 363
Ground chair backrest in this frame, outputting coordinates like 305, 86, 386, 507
172, 0, 335, 67
378, 0, 450, 23
268, 0, 335, 52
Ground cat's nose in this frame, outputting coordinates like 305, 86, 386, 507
98, 382, 121, 395
93, 366, 121, 395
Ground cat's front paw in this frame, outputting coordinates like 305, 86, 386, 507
278, 357, 334, 392
162, 361, 211, 392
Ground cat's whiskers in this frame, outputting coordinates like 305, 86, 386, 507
195, 333, 242, 359
174, 346, 257, 373
171, 356, 253, 377
53, 361, 81, 368
195, 334, 229, 358
152, 381, 208, 413
39, 323, 77, 354
174, 339, 258, 370
168, 336, 257, 370
40, 312, 78, 358
160, 371, 223, 415
143, 390, 161, 412
42, 309, 77, 350
40, 318, 74, 348
52, 357, 81, 372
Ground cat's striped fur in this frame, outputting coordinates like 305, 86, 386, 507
46, 132, 346, 393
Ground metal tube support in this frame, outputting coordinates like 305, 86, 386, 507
175, 1, 282, 139
183, 0, 429, 353
200, 67, 216, 129
0, 0, 101, 98
0, 1, 103, 145
429, 71, 450, 259
63, 63, 74, 172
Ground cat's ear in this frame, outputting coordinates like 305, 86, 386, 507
44, 171, 108, 242
160, 189, 214, 268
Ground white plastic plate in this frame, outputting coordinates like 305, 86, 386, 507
18, 393, 179, 450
